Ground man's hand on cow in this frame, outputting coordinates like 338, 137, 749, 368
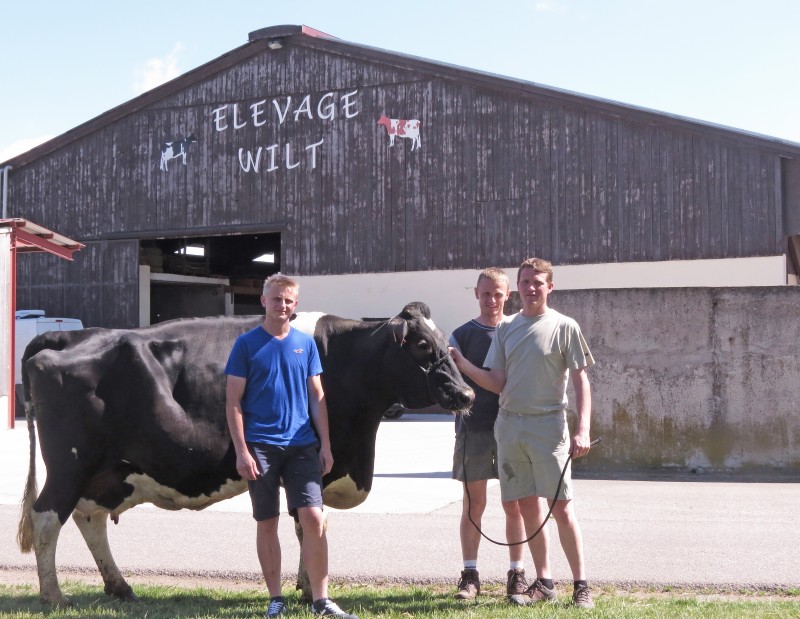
449, 346, 466, 370
318, 445, 334, 475
236, 452, 260, 480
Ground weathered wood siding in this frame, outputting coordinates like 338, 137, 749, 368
7, 35, 797, 326
17, 240, 138, 327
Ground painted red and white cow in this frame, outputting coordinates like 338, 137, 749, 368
377, 115, 422, 150
18, 302, 473, 605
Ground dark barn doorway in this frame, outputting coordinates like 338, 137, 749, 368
140, 232, 280, 324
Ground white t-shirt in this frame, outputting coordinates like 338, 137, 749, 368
484, 308, 594, 414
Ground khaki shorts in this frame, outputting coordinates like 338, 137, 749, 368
494, 408, 572, 502
452, 428, 498, 482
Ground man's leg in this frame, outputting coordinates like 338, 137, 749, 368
518, 495, 551, 580
502, 498, 525, 562
256, 517, 283, 597
454, 480, 486, 599
296, 506, 329, 602
549, 499, 586, 580
502, 498, 529, 597
460, 479, 488, 563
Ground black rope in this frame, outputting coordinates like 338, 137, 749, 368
462, 419, 601, 547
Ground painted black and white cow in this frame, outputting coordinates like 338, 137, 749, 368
159, 134, 197, 170
17, 303, 473, 606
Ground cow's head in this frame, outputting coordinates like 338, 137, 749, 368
386, 302, 474, 413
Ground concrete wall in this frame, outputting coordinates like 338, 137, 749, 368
555, 287, 800, 474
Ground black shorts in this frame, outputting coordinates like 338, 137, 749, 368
246, 442, 324, 520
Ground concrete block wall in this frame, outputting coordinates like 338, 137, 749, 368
547, 288, 800, 474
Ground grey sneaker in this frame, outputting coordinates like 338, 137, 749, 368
454, 568, 480, 600
506, 568, 529, 596
312, 598, 358, 618
265, 596, 287, 618
509, 579, 557, 605
572, 582, 594, 609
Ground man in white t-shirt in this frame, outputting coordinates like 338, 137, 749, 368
450, 257, 596, 609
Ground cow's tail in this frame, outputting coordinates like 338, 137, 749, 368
17, 400, 38, 553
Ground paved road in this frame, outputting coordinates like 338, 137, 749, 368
1, 414, 798, 590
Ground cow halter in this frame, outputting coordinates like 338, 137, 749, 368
393, 335, 453, 400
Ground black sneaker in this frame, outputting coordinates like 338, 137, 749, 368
509, 579, 557, 605
572, 582, 594, 608
312, 597, 358, 618
265, 596, 287, 618
506, 568, 529, 597
454, 568, 480, 600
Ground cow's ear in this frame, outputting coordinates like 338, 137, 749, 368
387, 317, 408, 345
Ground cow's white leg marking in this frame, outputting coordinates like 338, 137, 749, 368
290, 312, 326, 337
31, 510, 69, 606
322, 475, 369, 509
72, 507, 134, 600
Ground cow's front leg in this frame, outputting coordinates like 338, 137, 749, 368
294, 518, 312, 602
293, 510, 329, 602
31, 509, 70, 606
72, 509, 137, 601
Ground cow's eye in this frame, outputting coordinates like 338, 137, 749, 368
416, 339, 430, 351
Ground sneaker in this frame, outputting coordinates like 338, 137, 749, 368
312, 597, 358, 618
454, 568, 480, 600
265, 596, 287, 618
509, 579, 557, 606
572, 582, 594, 609
506, 568, 529, 597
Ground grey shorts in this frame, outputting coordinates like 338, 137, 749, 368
494, 409, 573, 502
452, 428, 498, 482
246, 442, 324, 521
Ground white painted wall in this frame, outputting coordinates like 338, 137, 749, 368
296, 255, 787, 337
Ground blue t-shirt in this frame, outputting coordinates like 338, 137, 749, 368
225, 326, 323, 446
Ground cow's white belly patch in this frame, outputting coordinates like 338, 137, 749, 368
85, 474, 248, 515
322, 475, 368, 509
291, 312, 326, 337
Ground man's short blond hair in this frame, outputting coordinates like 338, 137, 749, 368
262, 273, 299, 295
477, 267, 509, 288
517, 257, 553, 283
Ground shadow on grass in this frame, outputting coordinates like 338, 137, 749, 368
0, 582, 509, 618
0, 583, 266, 618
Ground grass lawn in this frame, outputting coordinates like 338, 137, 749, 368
0, 581, 798, 618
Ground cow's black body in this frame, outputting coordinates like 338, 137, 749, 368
17, 304, 473, 605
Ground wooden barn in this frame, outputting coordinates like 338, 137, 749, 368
2, 24, 800, 333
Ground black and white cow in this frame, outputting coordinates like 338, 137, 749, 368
17, 303, 473, 606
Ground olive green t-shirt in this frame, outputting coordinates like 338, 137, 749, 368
483, 308, 594, 414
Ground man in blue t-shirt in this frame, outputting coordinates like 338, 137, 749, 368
225, 274, 356, 619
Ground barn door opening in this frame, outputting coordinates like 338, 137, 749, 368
139, 232, 281, 325
788, 235, 800, 285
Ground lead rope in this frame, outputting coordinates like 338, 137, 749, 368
462, 420, 601, 546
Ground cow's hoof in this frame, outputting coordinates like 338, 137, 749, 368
295, 582, 313, 603
105, 583, 138, 602
41, 595, 73, 607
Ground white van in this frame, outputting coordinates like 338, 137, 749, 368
14, 310, 83, 415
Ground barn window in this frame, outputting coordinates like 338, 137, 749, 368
175, 244, 205, 257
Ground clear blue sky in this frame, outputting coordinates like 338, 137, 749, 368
2, 0, 798, 162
